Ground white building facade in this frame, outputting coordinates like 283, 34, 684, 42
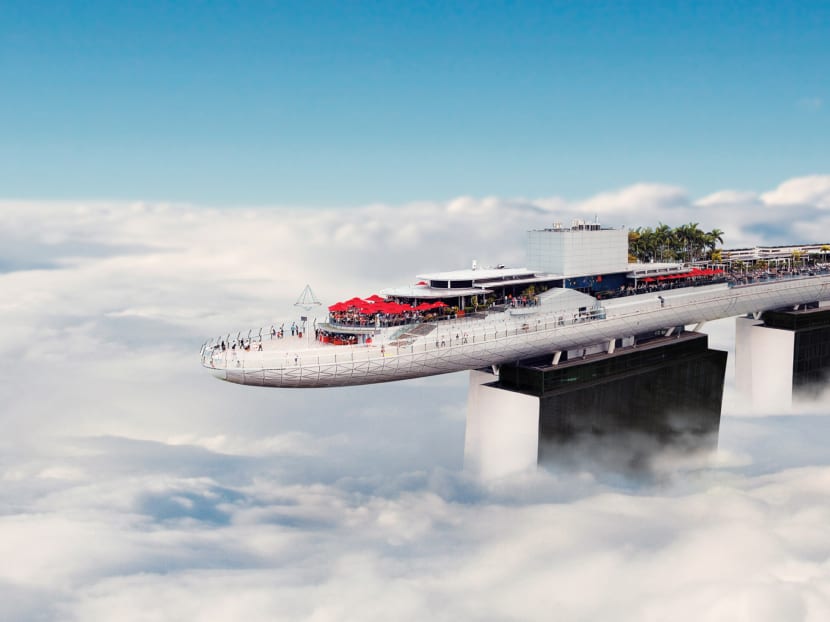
526, 221, 629, 276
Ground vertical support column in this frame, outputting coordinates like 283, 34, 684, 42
735, 316, 796, 412
464, 370, 540, 479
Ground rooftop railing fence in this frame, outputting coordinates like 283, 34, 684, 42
200, 270, 830, 370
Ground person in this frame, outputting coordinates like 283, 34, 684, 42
381, 345, 386, 357
270, 326, 276, 340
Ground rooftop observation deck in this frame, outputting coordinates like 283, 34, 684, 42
201, 267, 830, 377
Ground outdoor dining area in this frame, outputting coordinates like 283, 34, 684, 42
327, 295, 448, 326
639, 267, 725, 285
318, 295, 451, 344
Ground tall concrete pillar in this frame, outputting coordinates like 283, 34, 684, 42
464, 370, 539, 479
735, 306, 830, 411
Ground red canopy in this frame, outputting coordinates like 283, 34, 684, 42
331, 296, 445, 314
329, 297, 372, 312
374, 301, 405, 314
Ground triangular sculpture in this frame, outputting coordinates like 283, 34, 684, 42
294, 284, 322, 311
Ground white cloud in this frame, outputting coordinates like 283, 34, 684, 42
761, 175, 830, 209
574, 182, 689, 215
695, 189, 760, 207
165, 432, 347, 457
1, 175, 830, 621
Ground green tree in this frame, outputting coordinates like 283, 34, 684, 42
704, 228, 724, 257
673, 222, 704, 262
654, 222, 674, 261
628, 228, 641, 263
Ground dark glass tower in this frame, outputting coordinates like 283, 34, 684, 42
495, 332, 727, 465
758, 307, 830, 398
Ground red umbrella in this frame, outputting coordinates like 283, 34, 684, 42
366, 294, 385, 302
415, 302, 432, 311
415, 281, 428, 286
431, 301, 448, 308
375, 302, 398, 314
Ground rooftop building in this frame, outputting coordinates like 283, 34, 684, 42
527, 219, 629, 276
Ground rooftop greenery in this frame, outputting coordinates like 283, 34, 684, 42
628, 223, 724, 263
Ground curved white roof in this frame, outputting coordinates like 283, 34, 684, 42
416, 267, 536, 281
379, 285, 491, 298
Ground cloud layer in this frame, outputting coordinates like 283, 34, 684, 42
2, 175, 830, 621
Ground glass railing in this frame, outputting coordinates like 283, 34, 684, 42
201, 269, 830, 372
201, 306, 608, 370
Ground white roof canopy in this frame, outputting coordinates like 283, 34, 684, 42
416, 267, 535, 281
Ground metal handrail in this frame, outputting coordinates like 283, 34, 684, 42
201, 272, 830, 371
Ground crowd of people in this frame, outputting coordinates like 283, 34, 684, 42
268, 321, 304, 339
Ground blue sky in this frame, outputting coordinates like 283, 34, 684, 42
2, 0, 828, 205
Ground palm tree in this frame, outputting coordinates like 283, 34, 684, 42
628, 230, 642, 262
630, 223, 724, 263
706, 228, 723, 250
792, 250, 803, 269
654, 222, 673, 261
705, 228, 724, 256
630, 226, 657, 262
674, 222, 703, 262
